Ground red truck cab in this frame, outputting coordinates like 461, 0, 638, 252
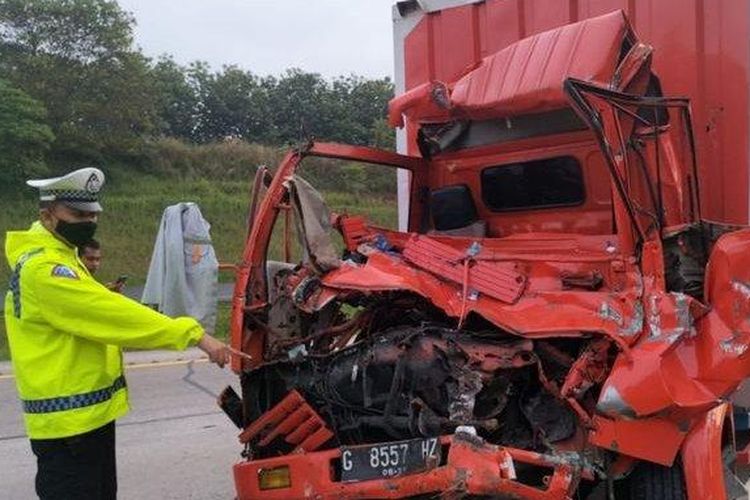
225, 7, 750, 500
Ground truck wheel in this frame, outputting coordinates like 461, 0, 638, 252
620, 461, 687, 500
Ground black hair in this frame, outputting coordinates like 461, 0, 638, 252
79, 239, 100, 251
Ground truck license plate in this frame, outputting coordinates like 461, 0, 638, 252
340, 437, 440, 482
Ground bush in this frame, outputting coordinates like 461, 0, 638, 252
0, 78, 54, 190
143, 138, 284, 179
140, 138, 397, 197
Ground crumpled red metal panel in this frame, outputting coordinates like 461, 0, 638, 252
320, 249, 643, 347
595, 229, 750, 430
451, 11, 630, 120
589, 414, 687, 466
334, 214, 370, 251
402, 235, 526, 304
389, 10, 632, 125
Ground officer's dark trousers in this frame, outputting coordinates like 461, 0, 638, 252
30, 421, 116, 500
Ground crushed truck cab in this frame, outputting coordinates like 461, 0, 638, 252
225, 9, 750, 500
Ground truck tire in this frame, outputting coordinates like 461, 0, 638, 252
621, 461, 687, 500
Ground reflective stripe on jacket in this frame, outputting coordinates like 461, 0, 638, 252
4, 222, 204, 439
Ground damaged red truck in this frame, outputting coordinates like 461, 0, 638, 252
223, 3, 750, 499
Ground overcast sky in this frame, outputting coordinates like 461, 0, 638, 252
117, 0, 397, 79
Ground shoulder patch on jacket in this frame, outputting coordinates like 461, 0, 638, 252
51, 265, 79, 280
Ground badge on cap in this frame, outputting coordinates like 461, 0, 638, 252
51, 265, 79, 280
85, 172, 102, 193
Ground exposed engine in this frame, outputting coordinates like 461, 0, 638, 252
240, 298, 601, 460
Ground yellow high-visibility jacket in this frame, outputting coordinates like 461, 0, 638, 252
4, 222, 204, 439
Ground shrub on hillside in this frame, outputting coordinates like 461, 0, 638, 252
145, 138, 283, 178
0, 78, 54, 190
144, 138, 397, 197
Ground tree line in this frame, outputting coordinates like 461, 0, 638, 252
0, 0, 395, 187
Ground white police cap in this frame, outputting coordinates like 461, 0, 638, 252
26, 167, 105, 212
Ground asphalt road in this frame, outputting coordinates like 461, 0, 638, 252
0, 359, 242, 499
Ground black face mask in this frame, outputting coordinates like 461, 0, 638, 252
55, 220, 97, 248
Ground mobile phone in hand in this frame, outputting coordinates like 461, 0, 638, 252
115, 274, 129, 285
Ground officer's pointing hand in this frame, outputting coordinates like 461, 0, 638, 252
197, 333, 231, 368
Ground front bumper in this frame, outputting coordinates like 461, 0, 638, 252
234, 433, 581, 499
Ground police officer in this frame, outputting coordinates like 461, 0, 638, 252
4, 167, 231, 499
